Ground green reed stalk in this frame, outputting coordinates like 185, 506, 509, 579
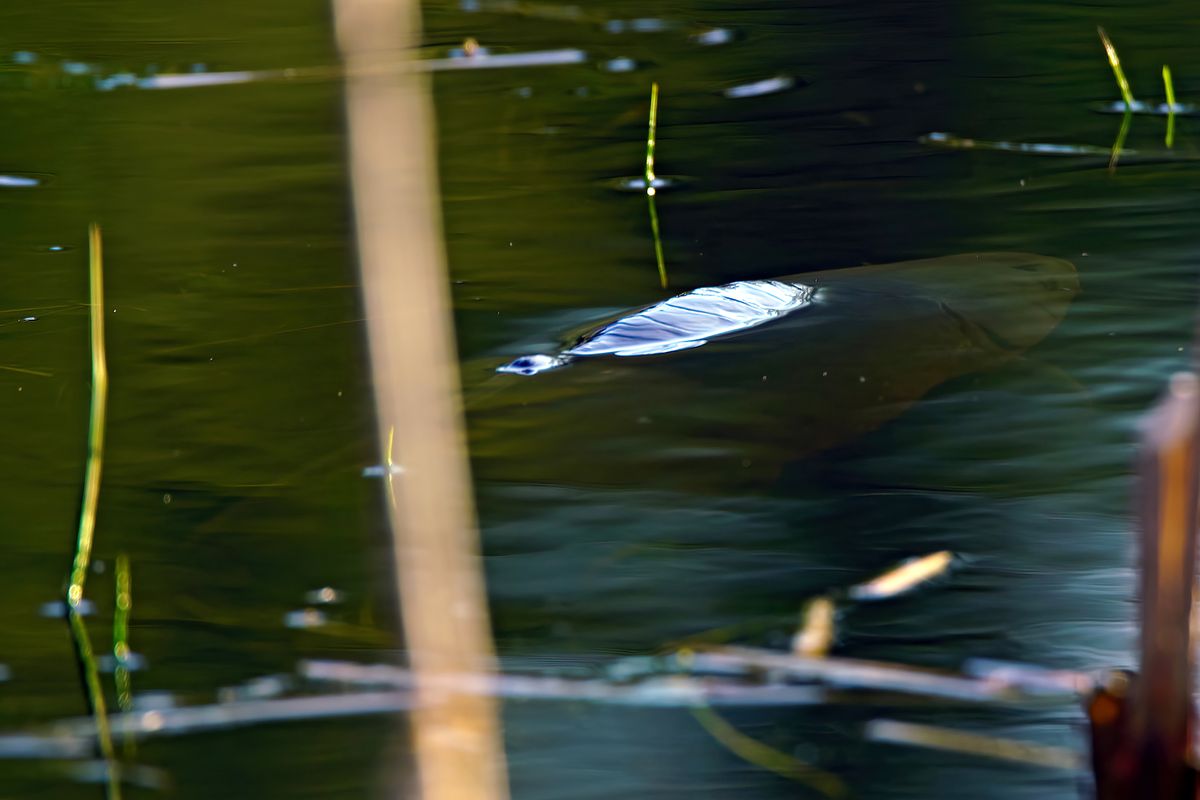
1164, 65, 1177, 148
644, 82, 667, 288
67, 223, 121, 799
1097, 28, 1135, 110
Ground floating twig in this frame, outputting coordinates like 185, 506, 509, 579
866, 719, 1084, 771
849, 550, 955, 602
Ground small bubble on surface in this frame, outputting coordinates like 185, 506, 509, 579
692, 28, 734, 46
305, 586, 344, 604
132, 692, 176, 711
40, 599, 96, 618
602, 57, 637, 73
723, 75, 796, 99
99, 652, 147, 672
284, 608, 328, 629
0, 175, 41, 188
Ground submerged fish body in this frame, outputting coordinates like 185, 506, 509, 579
471, 252, 1078, 489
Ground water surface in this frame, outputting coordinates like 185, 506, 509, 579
2, 1, 1200, 798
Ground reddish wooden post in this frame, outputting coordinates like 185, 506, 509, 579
1089, 372, 1200, 799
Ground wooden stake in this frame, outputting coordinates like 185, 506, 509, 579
332, 2, 509, 798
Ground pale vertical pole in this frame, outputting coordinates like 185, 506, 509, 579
332, 2, 510, 799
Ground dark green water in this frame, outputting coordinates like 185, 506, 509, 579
2, 1, 1200, 797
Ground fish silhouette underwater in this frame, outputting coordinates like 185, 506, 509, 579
468, 252, 1078, 489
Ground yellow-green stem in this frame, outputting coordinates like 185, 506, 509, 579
1098, 27, 1135, 110
644, 83, 667, 288
1164, 65, 1177, 148
67, 223, 108, 607
66, 223, 120, 799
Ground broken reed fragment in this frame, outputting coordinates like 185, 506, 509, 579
792, 596, 835, 657
866, 719, 1084, 771
849, 550, 954, 602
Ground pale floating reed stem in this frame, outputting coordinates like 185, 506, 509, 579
792, 596, 835, 657
1098, 27, 1135, 110
645, 82, 667, 288
1163, 65, 1177, 148
66, 222, 121, 799
848, 550, 954, 601
332, 1, 509, 799
866, 719, 1084, 770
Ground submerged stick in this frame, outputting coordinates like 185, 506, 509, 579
644, 82, 667, 288
1098, 27, 1135, 110
66, 223, 120, 799
1163, 66, 1176, 148
333, 1, 509, 799
691, 705, 847, 797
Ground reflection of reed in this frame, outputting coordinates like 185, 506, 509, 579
332, 1, 509, 798
113, 554, 134, 758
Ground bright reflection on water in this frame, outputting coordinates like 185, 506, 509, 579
0, 1, 1197, 798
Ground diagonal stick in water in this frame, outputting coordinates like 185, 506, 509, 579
65, 223, 121, 799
